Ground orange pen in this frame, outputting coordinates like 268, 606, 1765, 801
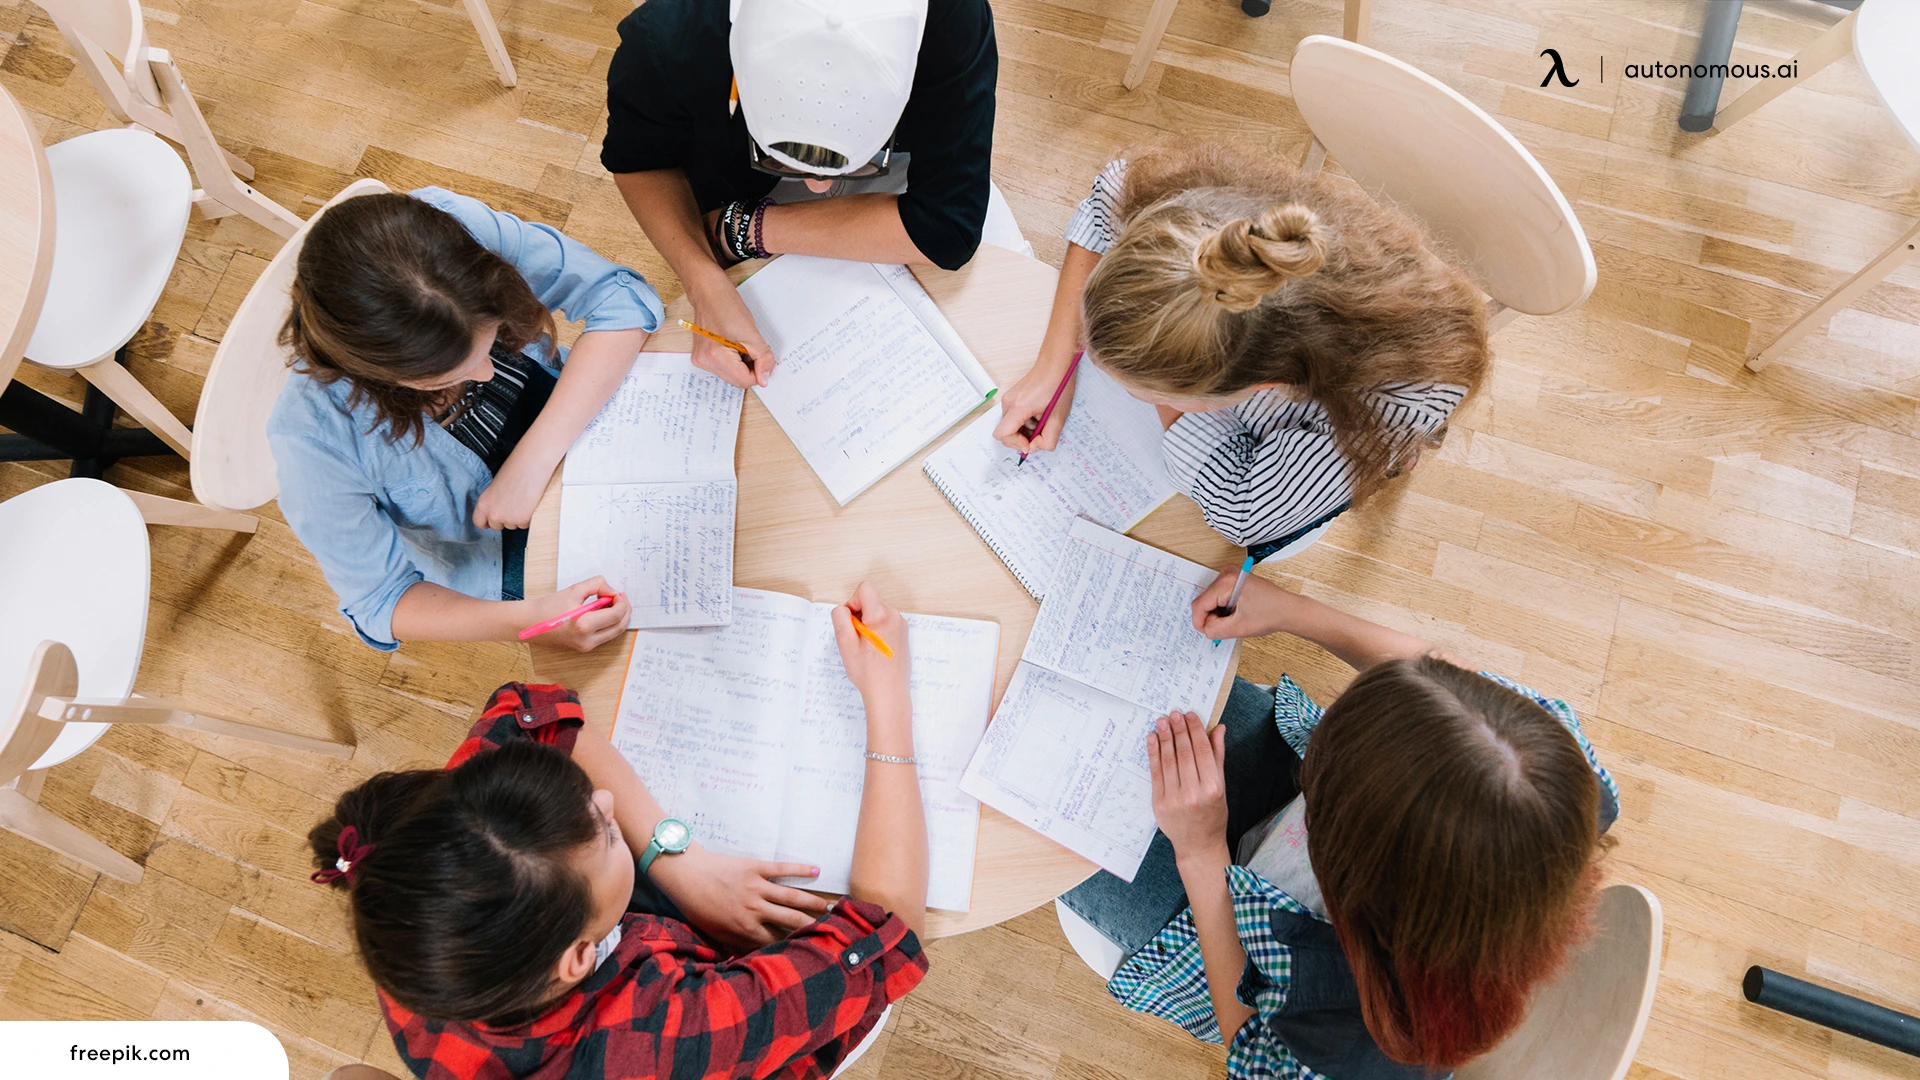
849, 614, 895, 658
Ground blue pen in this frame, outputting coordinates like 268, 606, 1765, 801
1209, 555, 1257, 647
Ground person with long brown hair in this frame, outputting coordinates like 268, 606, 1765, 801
1058, 569, 1619, 1077
995, 145, 1491, 558
268, 188, 665, 653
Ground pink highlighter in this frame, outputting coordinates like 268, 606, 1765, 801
518, 594, 619, 641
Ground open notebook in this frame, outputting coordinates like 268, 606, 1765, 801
960, 518, 1236, 882
925, 362, 1175, 600
556, 354, 743, 628
737, 255, 998, 505
610, 587, 1000, 912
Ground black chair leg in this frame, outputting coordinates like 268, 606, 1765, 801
1241, 0, 1271, 16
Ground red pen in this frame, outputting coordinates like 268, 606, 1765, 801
1017, 351, 1084, 466
518, 594, 620, 641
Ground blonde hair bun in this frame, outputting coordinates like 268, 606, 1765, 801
1192, 203, 1329, 311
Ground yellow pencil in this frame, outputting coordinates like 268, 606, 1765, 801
849, 614, 895, 658
728, 76, 739, 116
679, 318, 752, 358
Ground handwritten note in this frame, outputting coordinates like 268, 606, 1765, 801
738, 255, 997, 505
556, 481, 736, 628
960, 665, 1159, 879
925, 363, 1174, 599
610, 588, 1000, 912
959, 519, 1235, 881
557, 355, 743, 628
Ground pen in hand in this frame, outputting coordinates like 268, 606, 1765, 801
679, 318, 756, 373
1017, 351, 1084, 466
1210, 555, 1256, 647
849, 613, 895, 658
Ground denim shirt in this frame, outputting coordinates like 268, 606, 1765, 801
267, 187, 664, 650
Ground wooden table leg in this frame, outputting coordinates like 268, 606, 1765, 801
1748, 218, 1920, 371
1124, 0, 1181, 91
1714, 8, 1856, 132
1343, 0, 1372, 45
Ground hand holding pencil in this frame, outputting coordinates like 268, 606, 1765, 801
682, 289, 775, 389
831, 581, 911, 704
993, 349, 1083, 459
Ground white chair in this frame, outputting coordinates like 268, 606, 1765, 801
0, 480, 353, 883
1057, 884, 1663, 1080
1289, 35, 1598, 332
1455, 885, 1664, 1080
39, 0, 303, 239
189, 178, 392, 512
22, 126, 199, 461
0, 479, 349, 835
1710, 2, 1920, 371
1124, 0, 1372, 91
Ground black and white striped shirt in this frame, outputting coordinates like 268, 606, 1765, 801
1065, 158, 1468, 547
442, 345, 552, 474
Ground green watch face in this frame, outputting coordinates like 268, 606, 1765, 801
654, 817, 692, 853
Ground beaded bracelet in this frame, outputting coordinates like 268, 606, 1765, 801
749, 198, 772, 260
864, 751, 917, 765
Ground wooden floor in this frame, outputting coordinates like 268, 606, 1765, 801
3, 0, 1918, 1077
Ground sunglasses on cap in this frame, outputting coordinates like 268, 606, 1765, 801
747, 131, 897, 180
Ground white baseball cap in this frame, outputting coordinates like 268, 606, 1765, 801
729, 0, 928, 176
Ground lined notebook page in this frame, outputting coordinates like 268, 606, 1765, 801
925, 363, 1174, 599
557, 354, 743, 628
960, 520, 1234, 881
610, 588, 999, 912
738, 255, 996, 505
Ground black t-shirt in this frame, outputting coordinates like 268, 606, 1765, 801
602, 0, 998, 271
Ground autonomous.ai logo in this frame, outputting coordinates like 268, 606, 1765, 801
1540, 48, 1578, 88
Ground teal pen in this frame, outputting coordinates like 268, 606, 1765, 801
1209, 555, 1257, 647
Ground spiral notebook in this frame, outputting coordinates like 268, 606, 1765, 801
923, 363, 1176, 599
737, 255, 998, 505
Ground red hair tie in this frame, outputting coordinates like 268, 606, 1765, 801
311, 825, 374, 885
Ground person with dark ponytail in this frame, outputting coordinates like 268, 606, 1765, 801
312, 582, 930, 1080
1058, 573, 1620, 1078
995, 144, 1491, 558
269, 187, 665, 654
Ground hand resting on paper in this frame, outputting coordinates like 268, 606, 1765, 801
651, 847, 834, 950
992, 351, 1078, 456
1148, 710, 1229, 859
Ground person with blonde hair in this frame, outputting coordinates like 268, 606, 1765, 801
996, 145, 1492, 556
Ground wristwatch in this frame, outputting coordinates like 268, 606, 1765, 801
640, 817, 692, 876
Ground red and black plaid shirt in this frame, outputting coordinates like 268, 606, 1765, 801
381, 683, 930, 1080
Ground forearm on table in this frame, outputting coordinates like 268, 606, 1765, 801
390, 581, 532, 642
502, 329, 646, 475
848, 688, 928, 934
571, 722, 669, 854
1176, 845, 1257, 1041
761, 195, 927, 265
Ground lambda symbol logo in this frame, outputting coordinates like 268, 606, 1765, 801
1539, 48, 1579, 88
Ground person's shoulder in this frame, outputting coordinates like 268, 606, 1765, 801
615, 0, 720, 51
267, 369, 357, 441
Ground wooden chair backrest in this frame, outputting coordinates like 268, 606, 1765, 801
190, 178, 391, 510
0, 641, 78, 786
1289, 35, 1596, 316
1455, 884, 1664, 1080
36, 0, 160, 107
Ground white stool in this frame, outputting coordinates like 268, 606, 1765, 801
1055, 899, 1124, 981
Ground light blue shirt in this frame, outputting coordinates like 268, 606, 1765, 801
267, 187, 664, 651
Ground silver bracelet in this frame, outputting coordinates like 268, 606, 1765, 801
864, 751, 917, 765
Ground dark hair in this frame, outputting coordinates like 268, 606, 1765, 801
281, 193, 556, 445
309, 740, 599, 1025
1299, 656, 1605, 1068
1084, 142, 1491, 504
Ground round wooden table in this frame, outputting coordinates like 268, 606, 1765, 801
527, 244, 1239, 938
0, 80, 55, 397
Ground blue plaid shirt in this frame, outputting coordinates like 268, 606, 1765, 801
1107, 674, 1620, 1080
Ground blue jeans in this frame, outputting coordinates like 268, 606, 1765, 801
1059, 676, 1303, 955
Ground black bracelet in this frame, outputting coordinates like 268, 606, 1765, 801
749, 197, 772, 259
